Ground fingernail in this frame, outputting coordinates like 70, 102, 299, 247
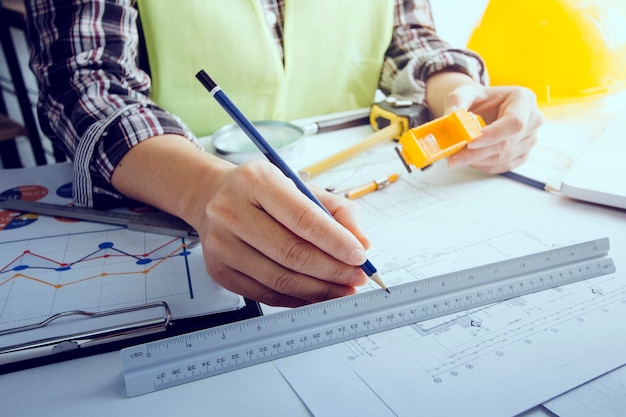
349, 248, 367, 265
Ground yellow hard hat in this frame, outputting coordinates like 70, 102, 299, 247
467, 0, 626, 106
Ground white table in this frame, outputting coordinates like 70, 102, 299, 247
2, 117, 625, 417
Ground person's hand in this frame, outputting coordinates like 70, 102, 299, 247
196, 160, 371, 307
444, 84, 544, 173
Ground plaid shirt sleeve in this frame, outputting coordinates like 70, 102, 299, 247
25, 0, 197, 208
381, 0, 489, 105
24, 0, 483, 208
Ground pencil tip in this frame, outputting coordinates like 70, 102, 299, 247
385, 288, 391, 294
369, 272, 389, 293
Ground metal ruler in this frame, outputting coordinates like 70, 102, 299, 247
121, 238, 614, 397
0, 199, 197, 238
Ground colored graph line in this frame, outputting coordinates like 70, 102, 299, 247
0, 237, 192, 290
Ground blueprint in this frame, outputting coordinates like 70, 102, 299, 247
275, 143, 626, 416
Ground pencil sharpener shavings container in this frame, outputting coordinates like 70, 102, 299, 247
209, 121, 305, 164
394, 109, 484, 172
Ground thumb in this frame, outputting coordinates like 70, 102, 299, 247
443, 84, 481, 115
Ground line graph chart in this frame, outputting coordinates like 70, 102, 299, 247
0, 226, 240, 333
1, 234, 191, 292
0, 164, 244, 359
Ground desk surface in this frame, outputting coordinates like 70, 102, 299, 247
1, 120, 625, 417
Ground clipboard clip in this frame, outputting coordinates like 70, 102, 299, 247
0, 302, 171, 365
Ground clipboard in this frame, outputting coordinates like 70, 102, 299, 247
0, 298, 262, 373
0, 163, 263, 373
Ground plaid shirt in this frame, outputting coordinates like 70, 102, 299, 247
25, 0, 486, 208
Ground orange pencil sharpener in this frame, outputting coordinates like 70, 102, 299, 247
394, 109, 485, 172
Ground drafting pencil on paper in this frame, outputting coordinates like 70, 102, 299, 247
196, 70, 389, 293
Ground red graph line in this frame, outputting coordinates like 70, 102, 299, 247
147, 238, 181, 256
144, 241, 187, 272
17, 251, 65, 267
0, 253, 30, 273
0, 239, 190, 289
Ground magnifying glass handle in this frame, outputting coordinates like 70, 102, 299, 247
307, 114, 370, 135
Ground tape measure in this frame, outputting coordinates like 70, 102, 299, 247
121, 238, 614, 397
369, 99, 432, 137
297, 100, 432, 180
0, 199, 197, 238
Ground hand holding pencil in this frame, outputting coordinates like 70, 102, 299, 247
194, 70, 389, 305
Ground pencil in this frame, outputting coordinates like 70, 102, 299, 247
298, 123, 402, 181
196, 70, 389, 293
345, 173, 400, 200
499, 171, 559, 192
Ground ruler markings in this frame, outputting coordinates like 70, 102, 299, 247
121, 238, 614, 397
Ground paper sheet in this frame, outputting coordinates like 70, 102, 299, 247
274, 142, 626, 417
544, 364, 626, 417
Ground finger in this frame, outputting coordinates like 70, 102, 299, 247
230, 204, 368, 286
207, 182, 367, 286
468, 89, 542, 150
442, 83, 485, 115
315, 188, 371, 250
204, 182, 368, 288
209, 161, 368, 268
204, 162, 367, 287
249, 163, 369, 267
471, 152, 531, 174
211, 267, 310, 308
203, 229, 360, 305
205, 204, 367, 289
449, 133, 537, 172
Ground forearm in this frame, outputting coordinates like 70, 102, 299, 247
25, 0, 197, 208
111, 135, 233, 229
381, 0, 487, 108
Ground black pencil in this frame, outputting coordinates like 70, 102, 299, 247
500, 171, 559, 192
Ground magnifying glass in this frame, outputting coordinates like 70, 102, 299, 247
210, 113, 370, 164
